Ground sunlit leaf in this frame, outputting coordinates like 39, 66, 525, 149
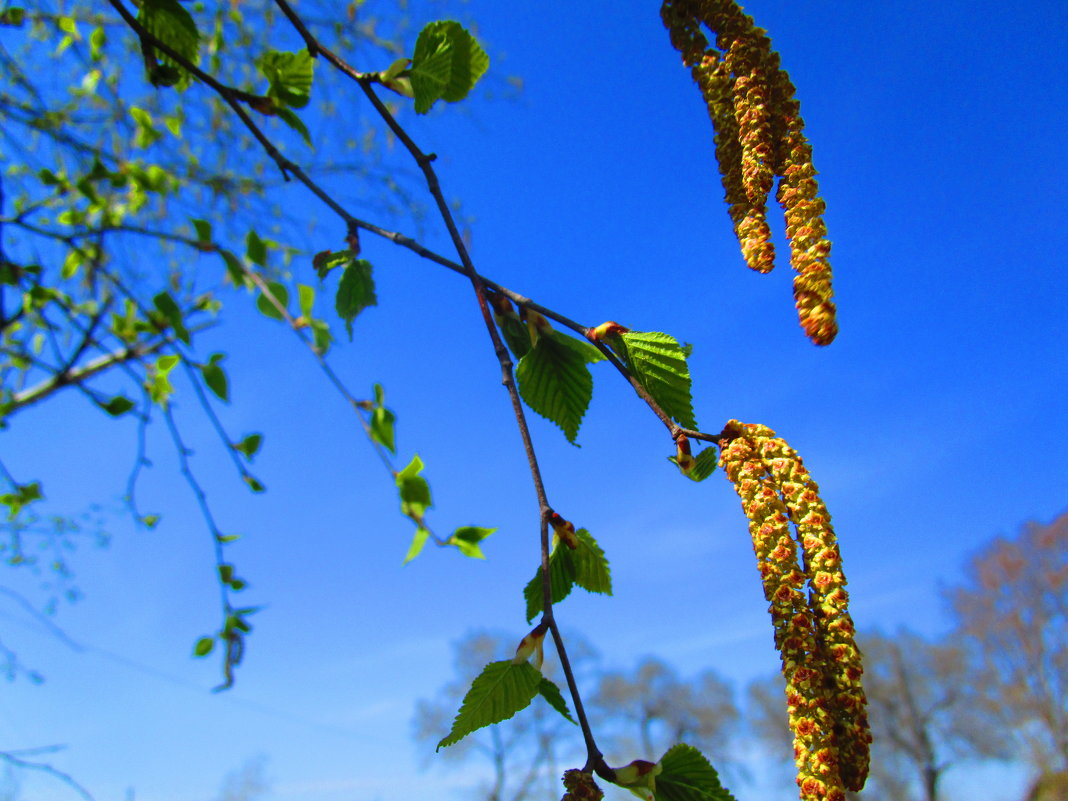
524, 529, 611, 621
409, 21, 489, 114
614, 331, 697, 430
448, 526, 496, 559
404, 526, 430, 564
335, 259, 376, 339
516, 333, 593, 444
396, 454, 431, 520
655, 744, 736, 801
537, 678, 577, 725
259, 50, 315, 109
437, 660, 541, 750
200, 353, 228, 401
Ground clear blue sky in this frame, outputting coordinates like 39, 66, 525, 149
2, 1, 1066, 800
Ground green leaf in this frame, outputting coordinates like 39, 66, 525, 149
409, 21, 489, 114
537, 678, 577, 725
147, 354, 180, 406
403, 526, 430, 564
200, 353, 228, 402
137, 0, 199, 88
615, 331, 697, 430
246, 229, 267, 266
153, 290, 190, 343
371, 406, 396, 454
396, 454, 431, 521
437, 660, 541, 750
516, 333, 593, 444
0, 7, 26, 26
256, 281, 289, 320
655, 744, 737, 801
448, 526, 496, 559
570, 528, 612, 595
129, 106, 163, 148
258, 50, 315, 109
191, 218, 212, 245
551, 330, 605, 364
313, 248, 352, 280
102, 395, 136, 416
233, 433, 263, 460
243, 474, 266, 493
220, 250, 247, 287
193, 636, 215, 657
276, 106, 312, 147
683, 448, 717, 482
298, 284, 315, 318
497, 312, 531, 360
335, 259, 376, 339
524, 529, 611, 622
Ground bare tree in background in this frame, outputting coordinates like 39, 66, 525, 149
858, 630, 1006, 801
949, 511, 1068, 797
589, 658, 738, 769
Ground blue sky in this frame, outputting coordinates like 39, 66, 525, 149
2, 1, 1066, 800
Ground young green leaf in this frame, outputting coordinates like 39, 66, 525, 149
615, 331, 697, 430
516, 333, 593, 444
524, 529, 611, 622
335, 259, 376, 339
243, 474, 266, 493
256, 281, 289, 320
276, 106, 312, 147
153, 291, 190, 343
102, 395, 136, 416
448, 526, 496, 559
313, 248, 353, 280
219, 249, 247, 287
403, 526, 430, 564
258, 50, 315, 109
371, 406, 396, 453
233, 433, 263, 461
137, 0, 199, 88
193, 636, 215, 657
298, 284, 315, 318
191, 218, 213, 246
680, 447, 717, 482
498, 312, 531, 360
246, 229, 268, 267
396, 454, 432, 521
147, 353, 180, 406
409, 21, 489, 114
537, 677, 577, 725
655, 744, 737, 801
200, 353, 228, 402
437, 660, 541, 750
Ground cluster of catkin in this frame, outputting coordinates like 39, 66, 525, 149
661, 0, 837, 346
718, 420, 870, 801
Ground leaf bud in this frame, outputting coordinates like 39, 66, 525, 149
675, 434, 696, 473
610, 759, 662, 801
549, 512, 579, 549
511, 622, 547, 670
586, 321, 630, 342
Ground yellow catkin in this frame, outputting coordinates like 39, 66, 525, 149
771, 78, 838, 345
661, 0, 839, 343
718, 421, 846, 801
752, 429, 871, 791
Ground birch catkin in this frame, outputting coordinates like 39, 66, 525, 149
719, 420, 869, 800
661, 0, 838, 344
